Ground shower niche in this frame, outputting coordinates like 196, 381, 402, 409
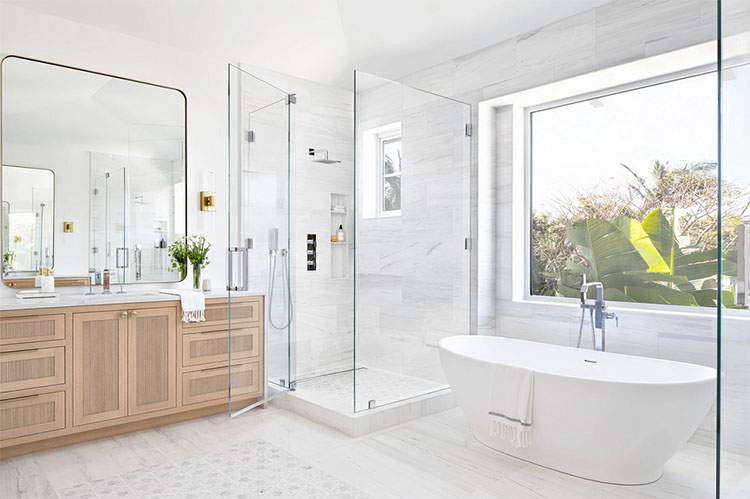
330, 193, 349, 279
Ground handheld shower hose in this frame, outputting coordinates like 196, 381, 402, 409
268, 248, 293, 330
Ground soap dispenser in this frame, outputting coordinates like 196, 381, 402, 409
40, 268, 55, 293
336, 224, 346, 242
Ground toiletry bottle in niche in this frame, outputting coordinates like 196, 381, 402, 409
336, 224, 346, 242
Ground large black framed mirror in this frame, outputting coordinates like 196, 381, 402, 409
1, 56, 187, 288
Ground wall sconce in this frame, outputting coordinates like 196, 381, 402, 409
200, 192, 216, 211
200, 171, 216, 212
63, 222, 74, 233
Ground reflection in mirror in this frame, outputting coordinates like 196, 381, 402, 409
1, 56, 186, 287
1, 166, 54, 273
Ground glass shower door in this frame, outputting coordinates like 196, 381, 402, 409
89, 166, 126, 288
228, 64, 295, 417
718, 1, 750, 496
353, 71, 472, 412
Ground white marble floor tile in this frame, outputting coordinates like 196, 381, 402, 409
2, 405, 748, 499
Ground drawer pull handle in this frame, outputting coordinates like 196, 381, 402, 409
4, 348, 40, 354
200, 365, 227, 372
2, 393, 40, 402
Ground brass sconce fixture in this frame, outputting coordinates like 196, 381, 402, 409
63, 221, 74, 233
200, 172, 216, 212
200, 191, 216, 212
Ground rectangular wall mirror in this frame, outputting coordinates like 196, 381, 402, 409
1, 56, 187, 288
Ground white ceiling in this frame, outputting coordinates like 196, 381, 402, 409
3, 0, 612, 88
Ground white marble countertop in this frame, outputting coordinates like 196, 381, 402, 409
0, 289, 265, 311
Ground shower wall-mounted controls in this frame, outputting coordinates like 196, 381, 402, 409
307, 234, 317, 271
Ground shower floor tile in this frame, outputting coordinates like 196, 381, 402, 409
291, 367, 447, 413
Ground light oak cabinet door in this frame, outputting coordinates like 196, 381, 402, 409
0, 347, 65, 392
0, 314, 65, 346
128, 307, 176, 415
182, 327, 259, 367
73, 310, 128, 426
0, 391, 66, 441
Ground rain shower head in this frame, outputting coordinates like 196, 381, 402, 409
309, 148, 341, 164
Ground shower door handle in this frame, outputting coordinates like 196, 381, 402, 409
226, 238, 253, 291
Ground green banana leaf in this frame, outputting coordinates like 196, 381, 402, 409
613, 216, 670, 273
641, 208, 681, 272
625, 283, 699, 306
566, 219, 649, 281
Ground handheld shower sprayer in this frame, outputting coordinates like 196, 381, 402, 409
268, 228, 279, 254
268, 228, 293, 330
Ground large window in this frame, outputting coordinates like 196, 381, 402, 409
529, 70, 750, 308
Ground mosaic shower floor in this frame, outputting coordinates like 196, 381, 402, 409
56, 439, 369, 499
291, 367, 447, 413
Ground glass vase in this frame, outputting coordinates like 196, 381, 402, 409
192, 265, 201, 289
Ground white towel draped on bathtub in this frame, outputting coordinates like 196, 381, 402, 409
488, 364, 534, 448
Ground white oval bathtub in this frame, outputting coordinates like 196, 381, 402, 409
438, 335, 716, 485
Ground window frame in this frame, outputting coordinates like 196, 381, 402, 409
524, 64, 719, 306
377, 130, 402, 218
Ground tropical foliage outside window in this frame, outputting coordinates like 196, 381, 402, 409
381, 137, 402, 214
530, 71, 750, 307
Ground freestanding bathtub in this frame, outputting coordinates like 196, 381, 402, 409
438, 335, 716, 485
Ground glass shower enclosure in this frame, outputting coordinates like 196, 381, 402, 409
228, 64, 296, 416
352, 71, 472, 411
719, 0, 750, 496
227, 67, 472, 417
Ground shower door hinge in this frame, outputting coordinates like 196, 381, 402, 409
286, 94, 296, 105
465, 123, 472, 137
464, 237, 472, 250
246, 130, 255, 143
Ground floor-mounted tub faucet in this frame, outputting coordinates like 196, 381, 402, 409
577, 275, 618, 351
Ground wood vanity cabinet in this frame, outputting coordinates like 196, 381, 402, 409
0, 295, 263, 458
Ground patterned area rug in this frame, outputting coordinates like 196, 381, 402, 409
56, 439, 369, 499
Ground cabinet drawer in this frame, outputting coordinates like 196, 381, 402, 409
0, 314, 65, 346
182, 327, 259, 367
1, 391, 66, 441
181, 299, 260, 329
182, 362, 260, 405
0, 347, 65, 392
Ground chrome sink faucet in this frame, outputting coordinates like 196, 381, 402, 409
577, 275, 618, 351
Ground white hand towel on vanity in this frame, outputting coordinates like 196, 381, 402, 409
488, 364, 535, 448
160, 289, 206, 323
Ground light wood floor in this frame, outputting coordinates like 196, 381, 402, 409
2, 405, 749, 498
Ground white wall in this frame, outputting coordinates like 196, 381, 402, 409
0, 3, 357, 381
0, 3, 229, 295
395, 0, 750, 457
